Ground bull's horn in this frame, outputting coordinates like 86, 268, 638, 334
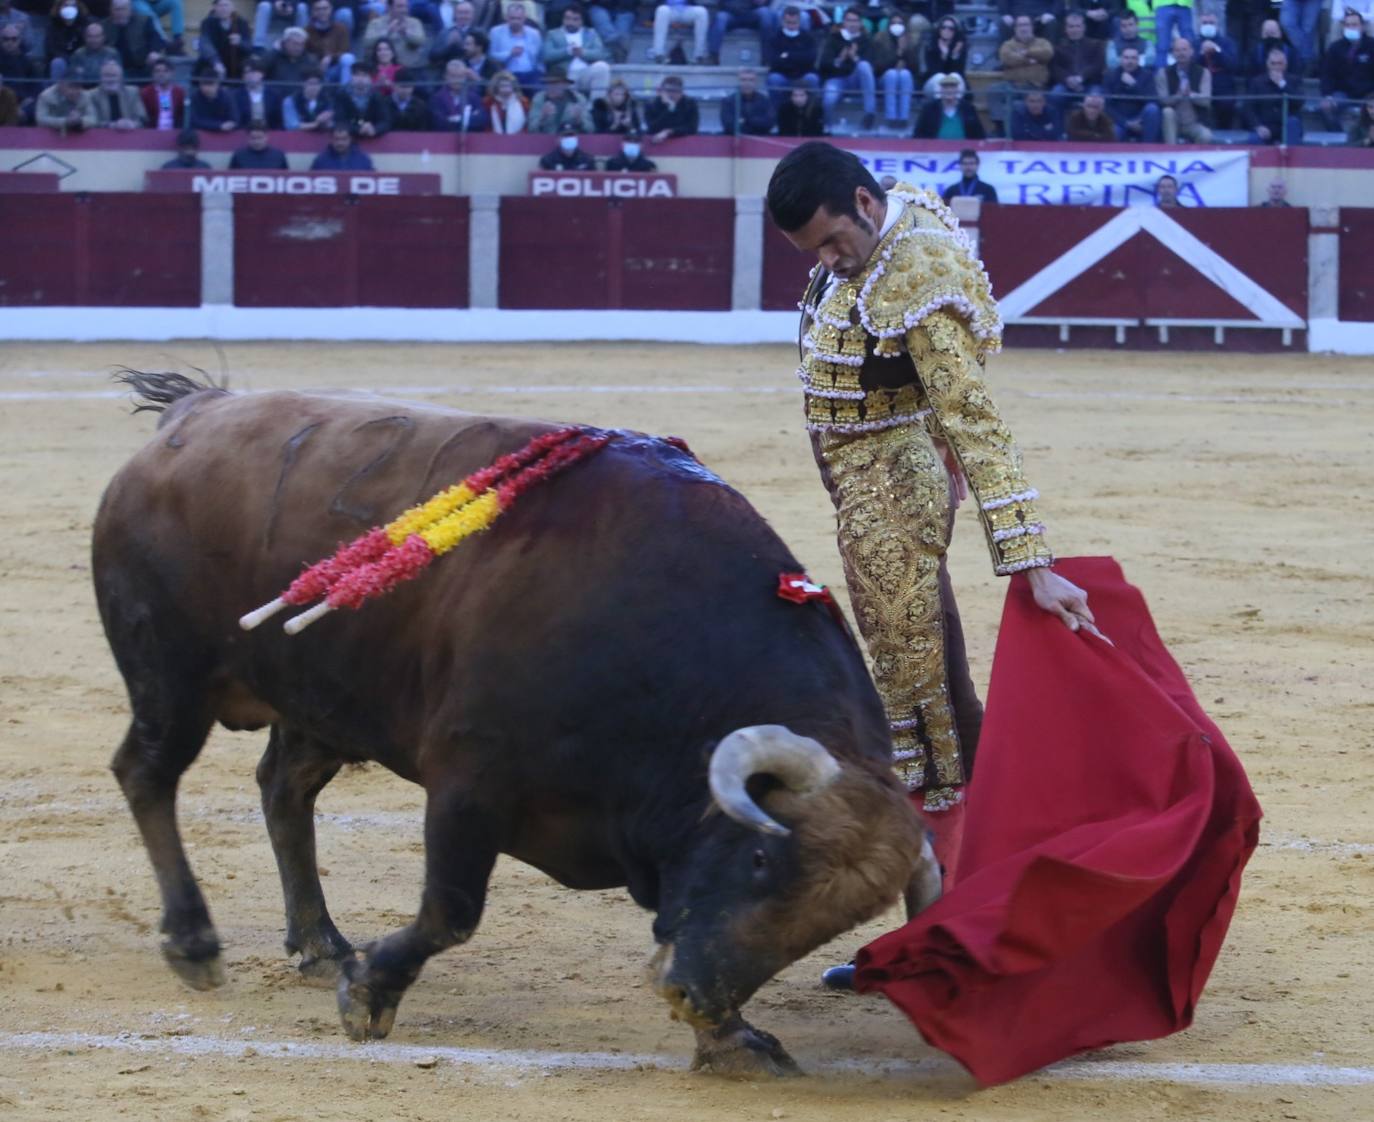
708, 725, 841, 837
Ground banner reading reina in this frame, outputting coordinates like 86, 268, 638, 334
855, 149, 1251, 207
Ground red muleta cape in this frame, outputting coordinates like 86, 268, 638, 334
854, 557, 1262, 1085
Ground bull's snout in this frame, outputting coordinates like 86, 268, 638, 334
650, 943, 755, 1030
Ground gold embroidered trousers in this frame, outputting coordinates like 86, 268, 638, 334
813, 421, 984, 811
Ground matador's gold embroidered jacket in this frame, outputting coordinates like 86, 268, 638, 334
798, 185, 1053, 576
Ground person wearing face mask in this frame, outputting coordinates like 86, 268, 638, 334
1242, 45, 1304, 143
766, 6, 820, 107
537, 120, 595, 168
46, 0, 93, 82
91, 57, 146, 126
868, 17, 919, 127
818, 7, 877, 129
1319, 8, 1374, 130
603, 129, 657, 170
1251, 18, 1298, 75
1194, 11, 1239, 127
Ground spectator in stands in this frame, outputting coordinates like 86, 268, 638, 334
998, 14, 1053, 88
431, 56, 489, 126
490, 0, 543, 84
200, 0, 253, 80
1243, 45, 1303, 142
383, 65, 426, 126
529, 63, 588, 129
604, 128, 656, 169
1157, 35, 1212, 143
1195, 10, 1239, 127
46, 1, 93, 81
1280, 0, 1322, 72
1009, 86, 1061, 137
190, 59, 241, 130
914, 72, 985, 136
645, 72, 698, 138
1062, 0, 1111, 40
1252, 19, 1298, 74
1051, 11, 1106, 102
0, 72, 19, 125
230, 123, 290, 165
1348, 91, 1374, 143
306, 0, 354, 83
592, 77, 644, 131
0, 0, 35, 56
920, 15, 967, 96
1153, 0, 1194, 62
1065, 87, 1116, 137
1106, 45, 1161, 140
538, 119, 594, 166
776, 80, 824, 134
941, 148, 998, 203
1154, 172, 1179, 206
35, 73, 96, 128
999, 0, 1056, 42
235, 55, 284, 128
1, 24, 42, 111
649, 0, 709, 64
720, 65, 776, 133
544, 5, 611, 102
1258, 177, 1292, 204
461, 30, 500, 79
162, 125, 210, 166
254, 0, 300, 50
312, 122, 376, 167
265, 27, 318, 89
370, 37, 402, 93
335, 61, 392, 135
710, 0, 778, 67
430, 2, 475, 64
1320, 8, 1374, 130
364, 0, 430, 69
103, 0, 163, 79
817, 7, 877, 128
92, 57, 145, 126
285, 67, 334, 128
70, 21, 121, 85
135, 0, 186, 57
767, 6, 819, 104
1107, 10, 1155, 68
141, 56, 185, 128
484, 68, 529, 130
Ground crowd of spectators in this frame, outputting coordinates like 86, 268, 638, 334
0, 0, 1372, 146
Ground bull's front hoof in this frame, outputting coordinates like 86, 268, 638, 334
161, 933, 226, 991
691, 1015, 803, 1079
336, 956, 399, 1041
298, 951, 351, 986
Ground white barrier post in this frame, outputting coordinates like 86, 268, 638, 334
733, 195, 764, 312
469, 193, 500, 309
200, 191, 234, 306
1307, 205, 1339, 329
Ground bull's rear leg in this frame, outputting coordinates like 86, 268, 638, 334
111, 709, 224, 990
337, 783, 497, 1040
256, 724, 353, 983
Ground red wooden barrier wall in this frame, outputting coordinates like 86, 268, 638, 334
761, 219, 813, 313
233, 196, 469, 308
1338, 208, 1374, 323
0, 193, 200, 306
499, 198, 733, 310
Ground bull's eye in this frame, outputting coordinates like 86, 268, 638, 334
752, 849, 767, 871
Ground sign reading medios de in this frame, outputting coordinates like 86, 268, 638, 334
528, 171, 677, 198
144, 170, 441, 195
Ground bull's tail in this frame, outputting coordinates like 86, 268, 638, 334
114, 369, 229, 425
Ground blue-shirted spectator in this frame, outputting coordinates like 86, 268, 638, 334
311, 123, 376, 167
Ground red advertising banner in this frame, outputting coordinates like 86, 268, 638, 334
527, 171, 678, 198
0, 172, 61, 194
144, 170, 441, 196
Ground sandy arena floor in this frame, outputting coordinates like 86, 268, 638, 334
0, 341, 1371, 1122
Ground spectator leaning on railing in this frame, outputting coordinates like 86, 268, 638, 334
334, 60, 392, 135
1156, 35, 1212, 144
236, 54, 285, 128
430, 56, 490, 128
645, 72, 698, 139
720, 65, 776, 134
1106, 44, 1162, 141
141, 55, 185, 127
36, 73, 96, 129
484, 68, 529, 131
92, 57, 146, 126
1243, 44, 1303, 143
1009, 87, 1062, 138
1319, 8, 1374, 131
189, 59, 241, 130
592, 76, 645, 133
284, 67, 334, 128
387, 68, 431, 128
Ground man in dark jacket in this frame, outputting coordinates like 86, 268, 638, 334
940, 148, 998, 204
1009, 88, 1061, 138
265, 28, 320, 93
818, 7, 876, 129
1195, 9, 1240, 127
312, 124, 376, 168
645, 73, 699, 140
766, 5, 819, 105
1243, 46, 1303, 144
1320, 9, 1374, 131
234, 56, 284, 130
539, 121, 596, 168
719, 65, 776, 134
1105, 44, 1161, 141
189, 62, 241, 131
103, 0, 164, 78
604, 129, 657, 170
387, 69, 430, 130
162, 127, 211, 168
229, 125, 290, 168
0, 23, 42, 110
1050, 10, 1105, 102
914, 74, 986, 138
334, 62, 391, 137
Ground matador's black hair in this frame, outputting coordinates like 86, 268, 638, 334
765, 142, 886, 234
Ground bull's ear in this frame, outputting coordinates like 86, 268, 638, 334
708, 725, 840, 837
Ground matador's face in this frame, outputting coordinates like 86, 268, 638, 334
781, 186, 886, 282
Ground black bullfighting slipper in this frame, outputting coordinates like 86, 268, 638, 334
820, 963, 856, 991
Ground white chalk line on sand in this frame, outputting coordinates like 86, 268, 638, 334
2, 1030, 1371, 1089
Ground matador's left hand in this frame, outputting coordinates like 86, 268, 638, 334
1026, 567, 1111, 643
